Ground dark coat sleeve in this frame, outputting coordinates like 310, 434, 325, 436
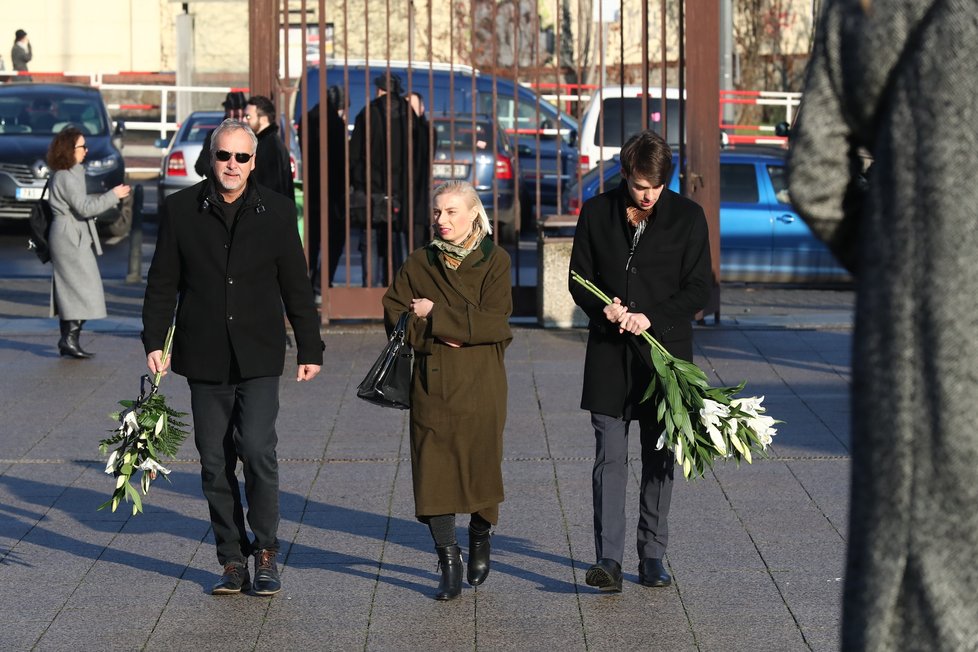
194, 131, 213, 178
142, 200, 180, 354
568, 196, 611, 324
382, 257, 435, 355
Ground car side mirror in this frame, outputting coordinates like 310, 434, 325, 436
775, 121, 790, 138
154, 137, 170, 149
112, 119, 125, 150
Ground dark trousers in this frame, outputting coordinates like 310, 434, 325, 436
188, 375, 281, 565
591, 411, 675, 565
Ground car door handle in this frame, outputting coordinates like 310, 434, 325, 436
777, 214, 795, 224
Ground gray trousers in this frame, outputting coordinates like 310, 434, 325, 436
591, 412, 675, 565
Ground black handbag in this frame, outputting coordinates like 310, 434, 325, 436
356, 312, 413, 409
27, 179, 53, 264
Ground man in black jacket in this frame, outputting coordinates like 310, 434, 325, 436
142, 119, 323, 596
244, 95, 295, 202
569, 130, 711, 593
349, 73, 414, 286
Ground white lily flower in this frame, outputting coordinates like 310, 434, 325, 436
123, 410, 139, 431
705, 421, 726, 454
655, 430, 667, 451
731, 395, 765, 416
137, 458, 171, 476
104, 449, 119, 475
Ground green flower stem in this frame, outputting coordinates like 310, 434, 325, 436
154, 325, 175, 389
570, 271, 671, 357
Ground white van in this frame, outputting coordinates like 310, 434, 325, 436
577, 85, 681, 170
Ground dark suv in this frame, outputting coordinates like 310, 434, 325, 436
0, 83, 125, 227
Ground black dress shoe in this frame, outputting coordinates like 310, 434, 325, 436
638, 558, 672, 587
585, 558, 623, 593
253, 549, 282, 596
212, 561, 251, 595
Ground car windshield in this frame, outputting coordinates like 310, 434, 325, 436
433, 120, 501, 151
0, 93, 108, 136
180, 115, 222, 143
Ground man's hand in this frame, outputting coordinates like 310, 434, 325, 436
297, 364, 321, 382
603, 297, 627, 323
617, 311, 651, 336
439, 336, 463, 348
147, 350, 170, 377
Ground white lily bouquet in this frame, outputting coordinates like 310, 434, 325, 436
572, 272, 779, 479
98, 326, 189, 514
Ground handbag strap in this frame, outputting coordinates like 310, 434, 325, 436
392, 312, 410, 343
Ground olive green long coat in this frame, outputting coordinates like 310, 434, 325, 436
382, 238, 512, 524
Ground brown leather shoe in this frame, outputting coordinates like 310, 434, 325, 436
211, 561, 251, 595
253, 549, 281, 596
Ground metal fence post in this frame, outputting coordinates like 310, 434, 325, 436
125, 184, 145, 284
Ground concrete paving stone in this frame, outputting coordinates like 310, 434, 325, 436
580, 591, 696, 652
0, 620, 48, 652
256, 618, 368, 651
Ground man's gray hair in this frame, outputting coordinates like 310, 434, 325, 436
210, 119, 257, 155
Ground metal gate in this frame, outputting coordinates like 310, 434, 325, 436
249, 0, 720, 323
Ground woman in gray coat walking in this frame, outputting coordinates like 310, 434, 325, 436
47, 127, 129, 358
789, 1, 978, 649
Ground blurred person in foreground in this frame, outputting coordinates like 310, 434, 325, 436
569, 130, 711, 593
47, 127, 130, 358
382, 180, 512, 601
142, 119, 323, 596
788, 1, 978, 649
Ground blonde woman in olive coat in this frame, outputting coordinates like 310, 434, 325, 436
382, 181, 512, 601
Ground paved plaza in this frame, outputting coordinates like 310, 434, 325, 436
0, 272, 853, 651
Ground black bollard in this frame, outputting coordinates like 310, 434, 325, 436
125, 184, 145, 284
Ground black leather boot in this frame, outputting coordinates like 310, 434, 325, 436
434, 544, 463, 601
467, 526, 491, 586
58, 320, 93, 359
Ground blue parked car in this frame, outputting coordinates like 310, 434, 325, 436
563, 146, 850, 283
294, 60, 579, 227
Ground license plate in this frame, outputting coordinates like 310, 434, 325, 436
432, 163, 468, 179
15, 187, 43, 200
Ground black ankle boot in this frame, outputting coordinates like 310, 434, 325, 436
467, 526, 491, 586
434, 544, 462, 601
58, 320, 93, 359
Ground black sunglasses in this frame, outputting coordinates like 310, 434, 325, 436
214, 150, 254, 164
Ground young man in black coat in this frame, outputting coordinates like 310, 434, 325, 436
569, 130, 712, 593
142, 119, 323, 596
244, 95, 295, 202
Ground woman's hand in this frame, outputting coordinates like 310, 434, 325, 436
112, 184, 132, 200
410, 297, 433, 318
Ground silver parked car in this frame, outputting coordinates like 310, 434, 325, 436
157, 110, 223, 199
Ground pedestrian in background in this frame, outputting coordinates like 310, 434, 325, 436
568, 130, 711, 593
244, 95, 295, 202
301, 87, 347, 299
408, 91, 431, 250
143, 119, 323, 596
349, 72, 412, 286
47, 127, 130, 358
382, 181, 512, 601
11, 29, 31, 80
788, 1, 978, 649
194, 91, 246, 177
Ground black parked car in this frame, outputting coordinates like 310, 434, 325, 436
0, 83, 126, 229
